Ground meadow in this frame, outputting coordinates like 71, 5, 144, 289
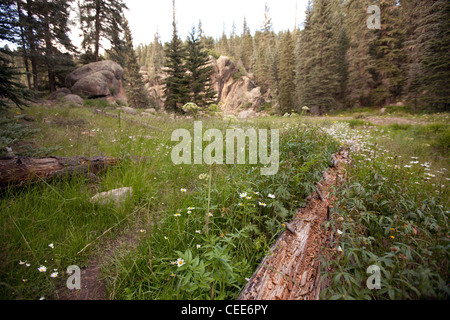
0, 103, 448, 300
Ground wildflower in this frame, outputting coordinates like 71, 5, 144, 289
238, 203, 243, 207
39, 297, 45, 300
164, 236, 168, 240
282, 223, 286, 228
195, 230, 201, 234
196, 245, 201, 249
180, 188, 187, 193
174, 213, 181, 217
404, 165, 412, 168
391, 236, 395, 240
176, 258, 185, 268
22, 279, 27, 283
268, 194, 276, 199
254, 192, 260, 195
139, 229, 146, 233
170, 273, 176, 277
38, 266, 47, 273
19, 261, 25, 265
187, 211, 192, 214
246, 196, 252, 200
239, 192, 247, 198
26, 263, 30, 267
259, 202, 267, 207
50, 272, 58, 278
208, 212, 213, 217
187, 207, 195, 210
337, 230, 343, 235
48, 243, 54, 249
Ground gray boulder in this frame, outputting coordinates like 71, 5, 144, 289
66, 60, 126, 100
47, 88, 71, 101
62, 94, 84, 106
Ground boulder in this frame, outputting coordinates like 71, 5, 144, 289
62, 94, 84, 106
120, 106, 138, 115
66, 60, 126, 101
47, 88, 71, 101
238, 110, 256, 120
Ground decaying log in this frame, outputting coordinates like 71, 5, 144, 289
0, 156, 119, 189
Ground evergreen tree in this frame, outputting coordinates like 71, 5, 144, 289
122, 17, 149, 109
185, 26, 217, 108
0, 0, 33, 109
163, 0, 189, 112
238, 17, 253, 71
295, 0, 343, 112
79, 0, 128, 62
278, 30, 295, 114
408, 0, 450, 111
371, 0, 406, 106
345, 0, 376, 107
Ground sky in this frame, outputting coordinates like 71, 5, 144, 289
71, 0, 309, 48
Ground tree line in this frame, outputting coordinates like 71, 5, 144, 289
1, 0, 448, 113
138, 0, 449, 114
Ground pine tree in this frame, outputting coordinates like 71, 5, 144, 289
407, 0, 450, 111
371, 0, 406, 106
79, 0, 128, 62
163, 0, 189, 112
122, 17, 149, 109
278, 30, 295, 114
295, 0, 343, 113
238, 17, 253, 71
0, 0, 33, 109
185, 26, 217, 108
345, 0, 377, 108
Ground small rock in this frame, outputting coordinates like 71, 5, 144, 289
120, 107, 138, 115
62, 94, 84, 107
90, 187, 133, 206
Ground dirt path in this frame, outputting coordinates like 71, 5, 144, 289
238, 150, 349, 300
56, 215, 145, 300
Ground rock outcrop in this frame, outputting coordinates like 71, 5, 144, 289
65, 60, 126, 101
141, 56, 265, 114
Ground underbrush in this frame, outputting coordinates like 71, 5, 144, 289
321, 123, 449, 300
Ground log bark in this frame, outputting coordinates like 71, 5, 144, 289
0, 156, 118, 189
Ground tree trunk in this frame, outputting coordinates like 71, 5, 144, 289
25, 0, 39, 91
43, 16, 56, 92
94, 0, 101, 62
16, 0, 32, 90
0, 156, 118, 190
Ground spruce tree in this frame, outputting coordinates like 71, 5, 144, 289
278, 30, 295, 114
0, 0, 33, 109
409, 0, 450, 111
163, 0, 189, 112
371, 0, 406, 106
295, 0, 343, 113
122, 17, 149, 109
185, 26, 217, 108
79, 0, 128, 62
345, 0, 376, 108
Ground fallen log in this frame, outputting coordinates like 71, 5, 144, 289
0, 156, 119, 190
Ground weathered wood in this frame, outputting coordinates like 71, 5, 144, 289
0, 156, 118, 189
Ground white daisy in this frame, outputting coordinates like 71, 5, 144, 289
38, 266, 47, 273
